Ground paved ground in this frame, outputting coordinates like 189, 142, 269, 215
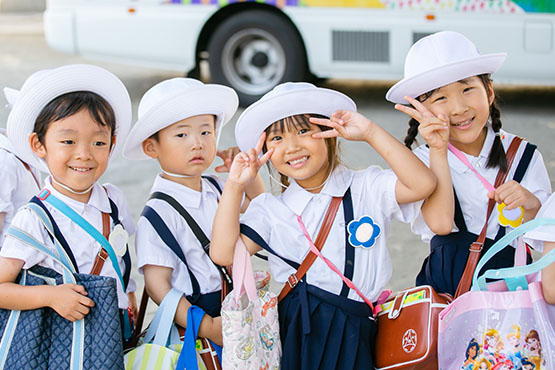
1, 13, 554, 322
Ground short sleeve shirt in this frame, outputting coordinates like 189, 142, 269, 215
135, 174, 224, 296
0, 179, 136, 308
411, 128, 552, 245
523, 193, 555, 252
240, 165, 421, 302
0, 132, 41, 245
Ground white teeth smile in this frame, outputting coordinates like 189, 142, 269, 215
70, 167, 90, 172
288, 156, 308, 166
452, 118, 473, 127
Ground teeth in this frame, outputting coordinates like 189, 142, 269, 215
452, 118, 472, 127
71, 167, 90, 172
289, 156, 307, 165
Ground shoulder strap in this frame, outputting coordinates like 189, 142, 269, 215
202, 175, 222, 194
148, 192, 232, 286
106, 198, 132, 289
29, 196, 79, 273
278, 196, 342, 301
454, 136, 523, 298
339, 188, 354, 297
512, 142, 536, 184
141, 205, 202, 301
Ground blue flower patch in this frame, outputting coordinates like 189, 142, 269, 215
347, 216, 381, 249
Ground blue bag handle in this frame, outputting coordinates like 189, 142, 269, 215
0, 270, 27, 370
2, 207, 86, 370
176, 305, 207, 370
143, 288, 183, 346
471, 217, 555, 291
38, 190, 133, 339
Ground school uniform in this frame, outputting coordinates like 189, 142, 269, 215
524, 193, 555, 250
240, 164, 420, 370
136, 174, 225, 317
411, 128, 552, 294
0, 178, 136, 309
0, 131, 40, 245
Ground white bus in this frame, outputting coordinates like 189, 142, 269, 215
44, 0, 555, 105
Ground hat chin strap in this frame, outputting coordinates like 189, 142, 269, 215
161, 169, 196, 179
51, 176, 95, 195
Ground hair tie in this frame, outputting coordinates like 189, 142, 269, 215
495, 131, 501, 137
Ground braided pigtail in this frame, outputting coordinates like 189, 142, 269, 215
481, 74, 508, 172
404, 117, 420, 149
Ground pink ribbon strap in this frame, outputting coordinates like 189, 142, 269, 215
448, 143, 496, 193
296, 215, 374, 310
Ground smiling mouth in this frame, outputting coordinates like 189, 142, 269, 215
451, 117, 474, 128
69, 166, 93, 172
287, 156, 308, 167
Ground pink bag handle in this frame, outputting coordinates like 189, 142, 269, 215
447, 143, 496, 193
296, 216, 374, 310
232, 238, 257, 302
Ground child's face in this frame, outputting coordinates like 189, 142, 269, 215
265, 121, 329, 190
30, 108, 113, 199
143, 114, 216, 178
419, 76, 493, 154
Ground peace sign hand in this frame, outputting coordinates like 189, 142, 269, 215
227, 133, 273, 189
309, 110, 374, 142
395, 96, 449, 152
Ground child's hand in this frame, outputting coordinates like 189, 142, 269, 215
395, 96, 449, 152
227, 133, 273, 189
199, 314, 223, 346
488, 180, 541, 214
310, 110, 375, 142
49, 284, 95, 322
127, 291, 138, 321
215, 146, 241, 173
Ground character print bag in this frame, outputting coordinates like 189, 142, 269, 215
221, 239, 281, 370
438, 218, 555, 370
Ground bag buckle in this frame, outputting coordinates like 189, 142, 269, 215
287, 274, 299, 289
37, 189, 51, 201
469, 242, 483, 252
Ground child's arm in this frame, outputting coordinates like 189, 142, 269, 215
488, 181, 542, 223
395, 97, 454, 235
0, 212, 5, 229
542, 241, 555, 304
0, 256, 95, 321
310, 111, 436, 204
143, 264, 222, 346
210, 135, 273, 266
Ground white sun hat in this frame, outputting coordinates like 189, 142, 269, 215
386, 31, 507, 105
123, 78, 238, 160
5, 64, 132, 173
235, 82, 356, 152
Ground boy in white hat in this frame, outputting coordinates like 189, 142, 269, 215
390, 31, 551, 296
123, 78, 264, 348
0, 65, 137, 336
0, 87, 41, 246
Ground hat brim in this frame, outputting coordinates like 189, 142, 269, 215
235, 87, 356, 152
123, 85, 238, 160
6, 64, 131, 173
386, 53, 507, 105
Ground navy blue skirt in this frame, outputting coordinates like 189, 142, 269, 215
416, 231, 532, 296
279, 282, 376, 370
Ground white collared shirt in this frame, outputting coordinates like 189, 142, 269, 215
135, 174, 225, 296
411, 128, 552, 245
0, 178, 136, 308
0, 131, 41, 245
523, 193, 555, 252
240, 164, 420, 302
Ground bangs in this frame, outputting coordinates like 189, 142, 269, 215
265, 113, 329, 136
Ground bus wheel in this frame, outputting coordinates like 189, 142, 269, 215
207, 10, 307, 106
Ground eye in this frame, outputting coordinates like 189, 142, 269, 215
463, 87, 473, 93
298, 128, 310, 135
432, 96, 446, 103
93, 141, 107, 147
176, 133, 186, 138
269, 135, 282, 142
201, 131, 213, 136
61, 140, 74, 145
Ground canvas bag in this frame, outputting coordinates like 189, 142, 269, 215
124, 288, 215, 370
221, 239, 281, 369
438, 218, 555, 370
0, 202, 124, 370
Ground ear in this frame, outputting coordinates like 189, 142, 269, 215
111, 135, 117, 150
487, 80, 495, 106
142, 138, 158, 159
29, 133, 46, 158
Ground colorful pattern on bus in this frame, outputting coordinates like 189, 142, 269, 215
169, 0, 555, 13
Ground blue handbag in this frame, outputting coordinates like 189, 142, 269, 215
0, 202, 124, 370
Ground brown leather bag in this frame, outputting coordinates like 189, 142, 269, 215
374, 138, 523, 370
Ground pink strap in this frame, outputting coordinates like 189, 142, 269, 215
448, 143, 496, 193
232, 238, 257, 302
296, 216, 374, 310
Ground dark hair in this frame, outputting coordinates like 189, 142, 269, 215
403, 74, 507, 172
34, 91, 116, 145
263, 114, 339, 192
148, 114, 217, 142
465, 338, 480, 360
